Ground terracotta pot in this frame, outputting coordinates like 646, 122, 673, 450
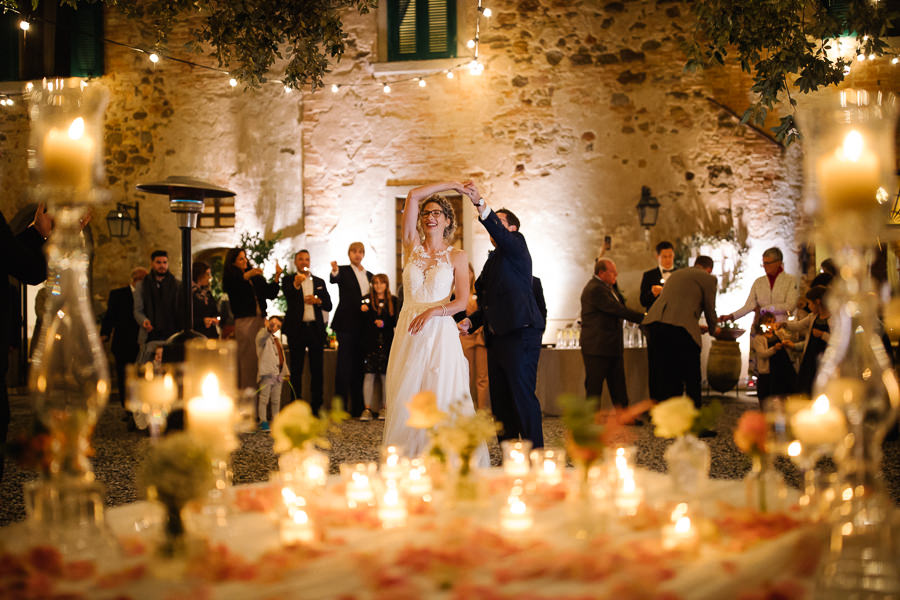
707, 339, 741, 393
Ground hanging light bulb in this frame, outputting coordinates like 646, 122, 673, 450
893, 57, 899, 65
446, 70, 454, 79
868, 54, 876, 61
469, 60, 484, 76
19, 20, 30, 31
331, 83, 340, 93
149, 53, 160, 64
229, 78, 238, 87
383, 84, 391, 93
483, 7, 492, 17
418, 78, 426, 88
843, 65, 852, 75
856, 54, 866, 62
284, 85, 292, 93
466, 39, 476, 49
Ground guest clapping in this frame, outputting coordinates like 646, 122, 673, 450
330, 242, 373, 418
360, 274, 398, 421
223, 247, 282, 391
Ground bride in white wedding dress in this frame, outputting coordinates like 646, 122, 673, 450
382, 182, 490, 467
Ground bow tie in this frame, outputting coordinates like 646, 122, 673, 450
662, 269, 673, 273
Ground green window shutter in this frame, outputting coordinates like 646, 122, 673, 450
69, 4, 104, 78
388, 0, 456, 62
0, 13, 18, 81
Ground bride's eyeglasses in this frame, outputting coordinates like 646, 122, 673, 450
421, 209, 444, 218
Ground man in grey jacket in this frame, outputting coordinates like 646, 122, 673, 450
643, 255, 720, 408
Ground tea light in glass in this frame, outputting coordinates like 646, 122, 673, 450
662, 503, 698, 550
614, 467, 643, 516
531, 448, 565, 486
403, 458, 433, 499
381, 445, 410, 481
500, 493, 533, 532
280, 488, 315, 544
341, 463, 377, 507
378, 481, 408, 528
502, 439, 532, 477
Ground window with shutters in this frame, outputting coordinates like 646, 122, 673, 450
387, 0, 457, 62
197, 197, 236, 229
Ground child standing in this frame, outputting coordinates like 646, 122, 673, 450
753, 312, 796, 406
256, 316, 289, 431
360, 274, 398, 421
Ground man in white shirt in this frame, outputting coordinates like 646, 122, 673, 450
720, 247, 799, 324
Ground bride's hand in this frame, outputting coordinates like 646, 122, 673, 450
408, 307, 437, 335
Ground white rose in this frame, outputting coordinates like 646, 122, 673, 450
650, 396, 698, 438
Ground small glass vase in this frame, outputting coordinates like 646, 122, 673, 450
744, 454, 783, 513
664, 434, 710, 499
447, 450, 484, 504
278, 447, 329, 492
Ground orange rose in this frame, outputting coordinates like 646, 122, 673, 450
734, 410, 767, 454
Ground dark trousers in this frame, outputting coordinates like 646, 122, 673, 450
112, 346, 139, 408
1, 382, 8, 483
335, 329, 365, 417
647, 322, 702, 407
582, 352, 629, 408
286, 323, 325, 415
487, 327, 544, 448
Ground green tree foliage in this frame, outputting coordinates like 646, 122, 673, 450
685, 0, 895, 145
3, 0, 372, 91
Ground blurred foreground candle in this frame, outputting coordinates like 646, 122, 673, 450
662, 503, 698, 550
790, 394, 847, 447
378, 482, 408, 528
816, 129, 881, 216
381, 445, 409, 481
531, 448, 565, 486
403, 458, 432, 498
281, 488, 315, 545
43, 116, 95, 188
186, 373, 235, 452
502, 439, 532, 477
342, 463, 376, 507
615, 467, 643, 516
501, 495, 533, 532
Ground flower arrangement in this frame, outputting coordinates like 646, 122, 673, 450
140, 433, 215, 556
650, 396, 722, 439
734, 410, 770, 512
272, 398, 349, 454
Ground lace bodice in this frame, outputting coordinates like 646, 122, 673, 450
402, 244, 454, 306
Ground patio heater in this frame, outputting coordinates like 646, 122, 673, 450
136, 176, 236, 354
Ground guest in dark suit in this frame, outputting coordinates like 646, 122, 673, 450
191, 261, 219, 339
282, 249, 332, 414
133, 250, 183, 362
639, 240, 676, 311
643, 255, 720, 408
458, 184, 546, 448
1, 205, 50, 483
533, 276, 548, 330
100, 267, 148, 407
580, 258, 644, 408
329, 242, 373, 417
223, 247, 282, 391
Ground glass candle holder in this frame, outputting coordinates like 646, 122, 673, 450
185, 338, 239, 403
341, 462, 377, 508
501, 439, 532, 477
381, 445, 410, 481
126, 363, 178, 441
530, 448, 566, 486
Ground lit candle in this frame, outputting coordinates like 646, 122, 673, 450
42, 117, 95, 189
502, 440, 532, 477
790, 394, 847, 447
280, 488, 315, 545
662, 503, 698, 550
186, 373, 235, 453
403, 459, 433, 498
614, 467, 643, 516
342, 463, 376, 507
378, 483, 408, 528
816, 129, 882, 216
531, 448, 565, 486
381, 445, 409, 481
500, 496, 533, 532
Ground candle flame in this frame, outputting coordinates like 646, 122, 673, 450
383, 487, 400, 506
675, 516, 692, 534
812, 394, 831, 414
68, 117, 85, 140
840, 130, 864, 162
292, 509, 309, 525
671, 502, 689, 521
509, 498, 527, 515
201, 373, 220, 398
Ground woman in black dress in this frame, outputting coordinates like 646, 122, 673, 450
222, 247, 282, 391
191, 261, 219, 339
782, 285, 831, 396
360, 274, 398, 421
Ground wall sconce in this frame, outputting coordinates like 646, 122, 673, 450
636, 186, 660, 231
106, 201, 140, 238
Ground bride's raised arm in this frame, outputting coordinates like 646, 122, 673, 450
402, 182, 466, 249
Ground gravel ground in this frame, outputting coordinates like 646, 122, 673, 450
3, 390, 898, 526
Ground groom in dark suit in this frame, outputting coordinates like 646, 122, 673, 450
458, 184, 545, 448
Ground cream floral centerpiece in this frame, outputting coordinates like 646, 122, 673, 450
273, 399, 348, 491
651, 396, 722, 498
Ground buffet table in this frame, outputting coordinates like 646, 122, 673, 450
537, 347, 649, 415
0, 469, 818, 599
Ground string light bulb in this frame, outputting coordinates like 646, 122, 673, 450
284, 85, 292, 93
468, 60, 484, 76
229, 77, 238, 87
19, 20, 30, 31
844, 65, 852, 75
893, 57, 899, 65
446, 70, 454, 79
331, 83, 340, 93
383, 84, 391, 93
418, 78, 426, 88
466, 39, 476, 49
148, 53, 160, 64
856, 53, 866, 62
868, 54, 876, 60
483, 7, 492, 17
